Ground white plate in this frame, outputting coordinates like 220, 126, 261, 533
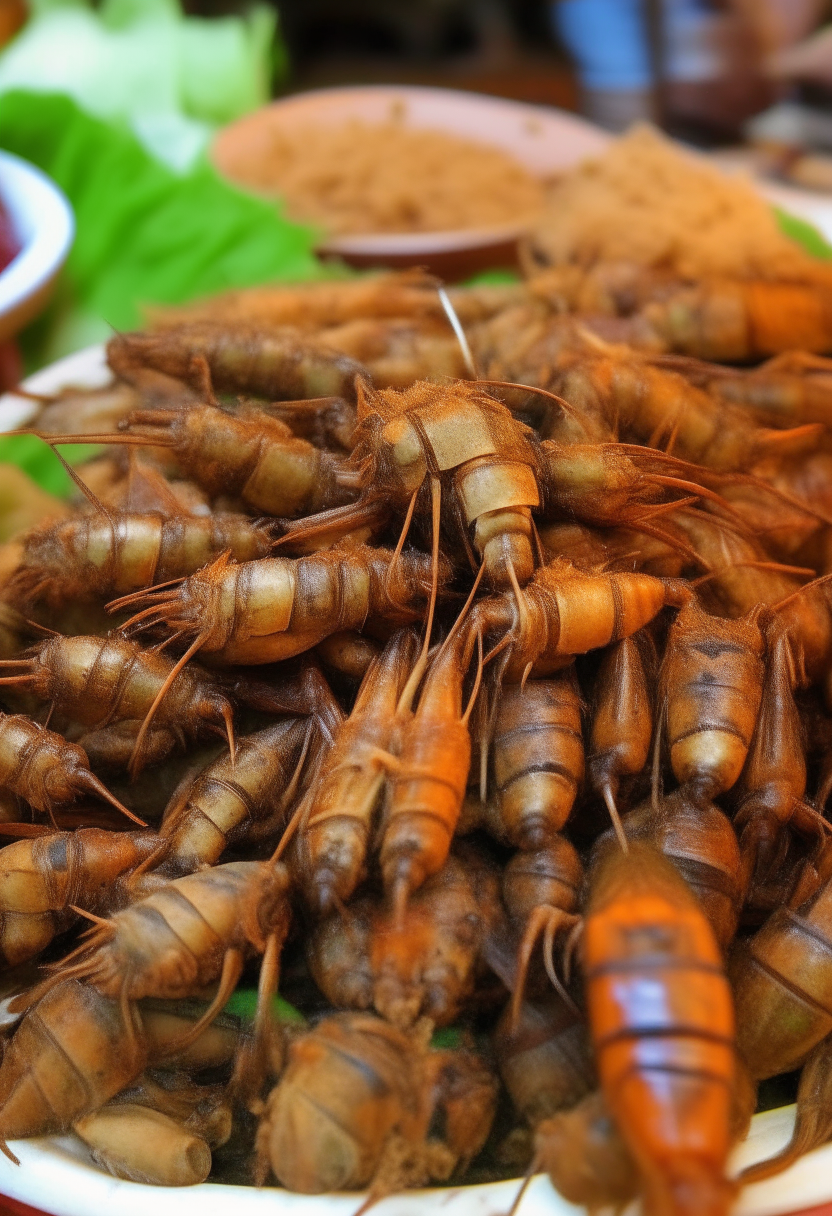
1, 346, 830, 1216
210, 85, 611, 259
0, 149, 74, 342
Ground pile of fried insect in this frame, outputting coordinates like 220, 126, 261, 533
3, 267, 832, 1216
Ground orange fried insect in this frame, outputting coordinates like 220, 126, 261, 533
107, 322, 368, 401
588, 634, 653, 847
113, 544, 446, 667
493, 990, 595, 1129
9, 509, 272, 609
158, 719, 313, 877
0, 713, 142, 825
0, 827, 160, 966
734, 626, 826, 892
619, 789, 744, 951
0, 635, 235, 780
53, 859, 291, 1055
254, 1012, 497, 1196
584, 840, 737, 1216
470, 557, 689, 683
0, 977, 148, 1160
730, 869, 832, 1079
489, 674, 584, 850
556, 345, 823, 473
281, 378, 544, 589
296, 629, 419, 916
641, 278, 832, 362
658, 598, 766, 802
379, 627, 479, 909
34, 402, 357, 520
308, 847, 502, 1028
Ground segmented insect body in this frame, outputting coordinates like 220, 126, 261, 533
58, 861, 292, 1051
380, 630, 475, 907
620, 790, 744, 950
733, 627, 823, 890
660, 600, 766, 801
0, 827, 159, 966
255, 1012, 497, 1195
10, 511, 272, 609
107, 323, 368, 401
0, 636, 234, 778
0, 978, 147, 1158
159, 720, 312, 876
470, 559, 688, 682
0, 713, 139, 822
308, 848, 502, 1028
297, 629, 419, 915
502, 836, 584, 930
489, 675, 584, 850
588, 634, 653, 842
730, 872, 832, 1079
493, 991, 595, 1129
115, 545, 444, 666
295, 379, 544, 588
584, 841, 737, 1216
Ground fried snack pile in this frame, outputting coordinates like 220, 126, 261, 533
529, 124, 829, 283
213, 116, 544, 236
4, 271, 832, 1213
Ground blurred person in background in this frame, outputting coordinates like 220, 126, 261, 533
551, 0, 827, 137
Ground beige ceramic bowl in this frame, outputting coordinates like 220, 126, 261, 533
210, 85, 610, 276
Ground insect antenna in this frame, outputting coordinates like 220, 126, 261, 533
437, 285, 478, 378
395, 475, 442, 715
599, 781, 628, 852
461, 630, 485, 728
127, 632, 210, 780
477, 379, 585, 424
222, 702, 236, 767
770, 570, 832, 613
69, 905, 114, 930
382, 484, 420, 611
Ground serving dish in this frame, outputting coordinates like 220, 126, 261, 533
1, 345, 831, 1216
0, 149, 74, 343
210, 85, 610, 275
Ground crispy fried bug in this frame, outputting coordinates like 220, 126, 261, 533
0, 713, 141, 824
488, 674, 584, 851
730, 870, 832, 1079
539, 520, 687, 578
640, 279, 832, 362
584, 840, 737, 1216
658, 599, 766, 802
619, 789, 744, 951
53, 860, 292, 1053
9, 509, 272, 609
0, 827, 160, 966
35, 402, 357, 520
157, 718, 313, 877
0, 634, 235, 780
588, 634, 653, 847
734, 626, 827, 892
0, 977, 148, 1160
113, 544, 446, 667
493, 990, 595, 1129
296, 629, 419, 915
536, 1064, 757, 1214
254, 1012, 497, 1196
107, 322, 369, 401
469, 557, 689, 682
284, 378, 544, 588
379, 627, 479, 908
307, 847, 503, 1028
